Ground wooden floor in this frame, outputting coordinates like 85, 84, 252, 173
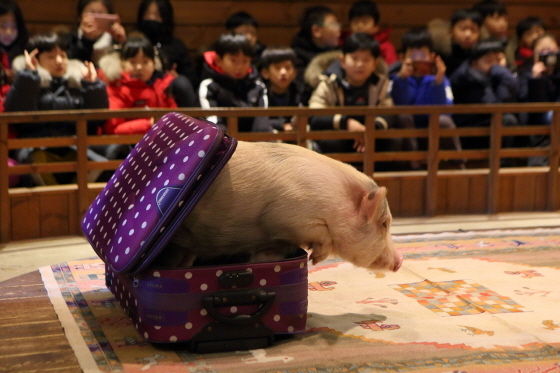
0, 212, 559, 373
0, 271, 82, 373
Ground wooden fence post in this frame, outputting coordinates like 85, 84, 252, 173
549, 110, 560, 211
76, 118, 90, 226
488, 112, 503, 214
426, 113, 440, 216
364, 114, 376, 176
0, 119, 10, 242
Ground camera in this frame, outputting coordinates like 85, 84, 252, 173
412, 60, 435, 76
87, 13, 119, 31
538, 52, 560, 69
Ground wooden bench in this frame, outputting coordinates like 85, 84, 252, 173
1, 104, 559, 242
19, 0, 560, 58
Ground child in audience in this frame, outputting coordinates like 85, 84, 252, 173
517, 33, 560, 164
226, 11, 266, 66
472, 0, 516, 68
99, 35, 195, 135
4, 32, 109, 184
450, 40, 518, 149
259, 47, 305, 133
136, 0, 197, 88
67, 0, 127, 66
343, 0, 397, 66
291, 5, 341, 81
199, 33, 269, 133
431, 8, 482, 77
0, 0, 28, 83
389, 28, 463, 167
308, 32, 412, 159
514, 17, 546, 73
472, 0, 508, 43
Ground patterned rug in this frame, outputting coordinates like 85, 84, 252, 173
40, 228, 560, 373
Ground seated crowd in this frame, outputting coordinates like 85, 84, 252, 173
1, 0, 559, 186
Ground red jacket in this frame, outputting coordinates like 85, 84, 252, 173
104, 71, 177, 134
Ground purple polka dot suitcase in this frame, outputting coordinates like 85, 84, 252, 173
81, 112, 308, 353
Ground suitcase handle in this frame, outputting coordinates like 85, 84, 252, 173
203, 289, 276, 325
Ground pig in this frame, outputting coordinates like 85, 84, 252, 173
156, 141, 403, 272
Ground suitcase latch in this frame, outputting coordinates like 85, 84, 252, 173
219, 271, 253, 288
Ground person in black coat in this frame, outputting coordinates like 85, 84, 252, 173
5, 32, 108, 184
259, 47, 306, 133
66, 0, 127, 66
450, 40, 518, 149
198, 33, 269, 133
291, 5, 341, 82
517, 33, 560, 165
136, 0, 198, 90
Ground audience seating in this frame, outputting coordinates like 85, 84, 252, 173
1, 103, 559, 242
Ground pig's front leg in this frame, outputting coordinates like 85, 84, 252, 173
303, 222, 335, 265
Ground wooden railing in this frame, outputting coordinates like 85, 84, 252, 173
1, 104, 559, 242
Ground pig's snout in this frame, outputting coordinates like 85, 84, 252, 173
393, 252, 403, 272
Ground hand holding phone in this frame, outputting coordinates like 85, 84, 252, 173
88, 13, 119, 32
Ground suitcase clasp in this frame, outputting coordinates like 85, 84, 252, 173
219, 270, 254, 288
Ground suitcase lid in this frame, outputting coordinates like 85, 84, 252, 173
82, 112, 237, 274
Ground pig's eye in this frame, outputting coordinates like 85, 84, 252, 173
382, 222, 388, 228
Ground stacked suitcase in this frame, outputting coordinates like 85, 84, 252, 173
82, 113, 308, 353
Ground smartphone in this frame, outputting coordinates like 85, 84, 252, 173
88, 13, 119, 31
538, 52, 560, 69
412, 60, 435, 76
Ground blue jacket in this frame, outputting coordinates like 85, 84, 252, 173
390, 74, 453, 106
389, 72, 453, 127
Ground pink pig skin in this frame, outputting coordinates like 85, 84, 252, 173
161, 141, 403, 271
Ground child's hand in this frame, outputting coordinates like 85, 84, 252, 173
109, 18, 127, 45
168, 63, 179, 77
498, 52, 507, 68
283, 122, 293, 131
80, 13, 103, 40
83, 61, 98, 82
347, 118, 366, 153
532, 61, 547, 78
434, 55, 446, 84
24, 49, 39, 71
398, 58, 413, 79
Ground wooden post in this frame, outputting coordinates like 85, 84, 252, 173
0, 119, 10, 242
296, 115, 308, 149
548, 110, 560, 211
425, 113, 440, 216
227, 116, 239, 138
488, 112, 503, 214
364, 114, 376, 176
76, 119, 90, 227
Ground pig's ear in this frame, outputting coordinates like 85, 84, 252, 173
359, 187, 387, 221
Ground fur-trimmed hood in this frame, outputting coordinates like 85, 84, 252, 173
428, 18, 452, 56
98, 51, 164, 83
11, 54, 88, 89
304, 49, 388, 89
304, 50, 342, 89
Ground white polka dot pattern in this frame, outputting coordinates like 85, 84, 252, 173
82, 113, 222, 273
104, 248, 309, 344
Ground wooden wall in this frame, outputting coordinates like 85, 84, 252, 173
7, 168, 553, 241
18, 0, 560, 56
